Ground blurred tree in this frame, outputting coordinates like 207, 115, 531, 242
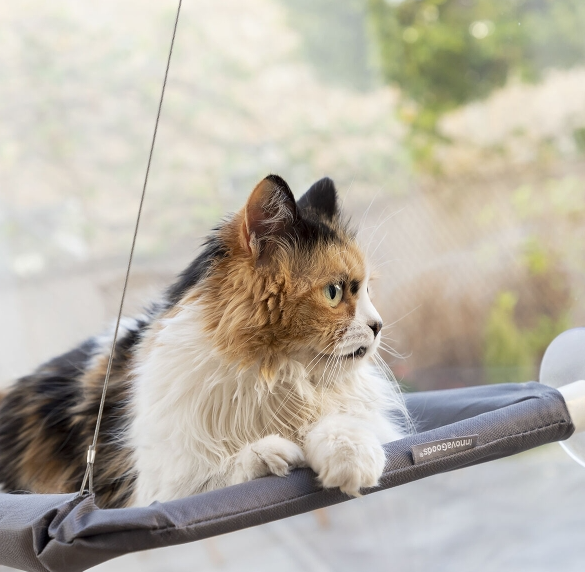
483, 290, 569, 384
367, 0, 585, 163
483, 291, 533, 384
279, 0, 376, 91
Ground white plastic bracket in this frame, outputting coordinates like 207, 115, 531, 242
558, 380, 585, 433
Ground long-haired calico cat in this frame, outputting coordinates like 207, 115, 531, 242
0, 175, 408, 508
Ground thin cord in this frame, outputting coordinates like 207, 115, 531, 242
79, 0, 183, 497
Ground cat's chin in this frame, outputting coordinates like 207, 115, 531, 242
343, 346, 368, 359
317, 345, 371, 361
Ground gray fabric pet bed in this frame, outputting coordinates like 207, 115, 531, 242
1, 328, 583, 572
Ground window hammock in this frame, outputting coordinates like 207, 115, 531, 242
1, 1, 584, 571
1, 357, 582, 572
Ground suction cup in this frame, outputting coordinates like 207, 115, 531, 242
540, 328, 585, 467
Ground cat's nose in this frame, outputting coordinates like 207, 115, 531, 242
368, 320, 382, 338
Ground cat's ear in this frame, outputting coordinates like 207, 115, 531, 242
297, 177, 338, 220
241, 174, 298, 262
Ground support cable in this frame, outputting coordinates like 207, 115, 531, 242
79, 0, 182, 497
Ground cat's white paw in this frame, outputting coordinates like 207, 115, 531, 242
231, 434, 305, 485
304, 417, 386, 497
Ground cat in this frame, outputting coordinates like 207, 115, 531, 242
0, 174, 408, 508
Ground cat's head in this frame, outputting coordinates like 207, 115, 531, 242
171, 175, 383, 380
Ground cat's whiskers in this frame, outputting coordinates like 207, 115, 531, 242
379, 306, 421, 332
368, 258, 400, 273
324, 347, 343, 387
339, 176, 355, 213
316, 340, 343, 387
372, 354, 415, 434
362, 207, 405, 260
378, 335, 408, 359
380, 331, 404, 349
321, 342, 346, 394
356, 200, 403, 258
380, 331, 399, 343
323, 358, 341, 396
360, 205, 404, 235
372, 353, 394, 381
315, 341, 344, 409
367, 232, 389, 267
356, 188, 383, 241
328, 353, 346, 390
257, 340, 337, 438
378, 344, 406, 360
304, 342, 337, 374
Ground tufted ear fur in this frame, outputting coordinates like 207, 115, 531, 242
297, 177, 338, 220
241, 174, 298, 263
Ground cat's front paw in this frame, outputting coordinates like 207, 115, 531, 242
305, 418, 386, 497
231, 434, 305, 485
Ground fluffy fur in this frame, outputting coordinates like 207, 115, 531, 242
0, 175, 408, 508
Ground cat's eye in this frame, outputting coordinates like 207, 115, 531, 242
323, 283, 343, 307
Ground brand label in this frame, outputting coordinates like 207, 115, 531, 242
411, 435, 478, 465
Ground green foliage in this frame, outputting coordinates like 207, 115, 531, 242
367, 0, 585, 155
573, 127, 585, 154
484, 291, 532, 384
483, 290, 569, 384
522, 237, 549, 275
481, 178, 577, 384
279, 0, 376, 91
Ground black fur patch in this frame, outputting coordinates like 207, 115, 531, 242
0, 344, 90, 491
297, 177, 339, 220
293, 216, 339, 248
0, 324, 146, 506
112, 318, 149, 368
292, 176, 344, 249
166, 234, 227, 305
42, 338, 97, 377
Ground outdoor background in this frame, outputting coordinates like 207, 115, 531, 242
1, 1, 584, 570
